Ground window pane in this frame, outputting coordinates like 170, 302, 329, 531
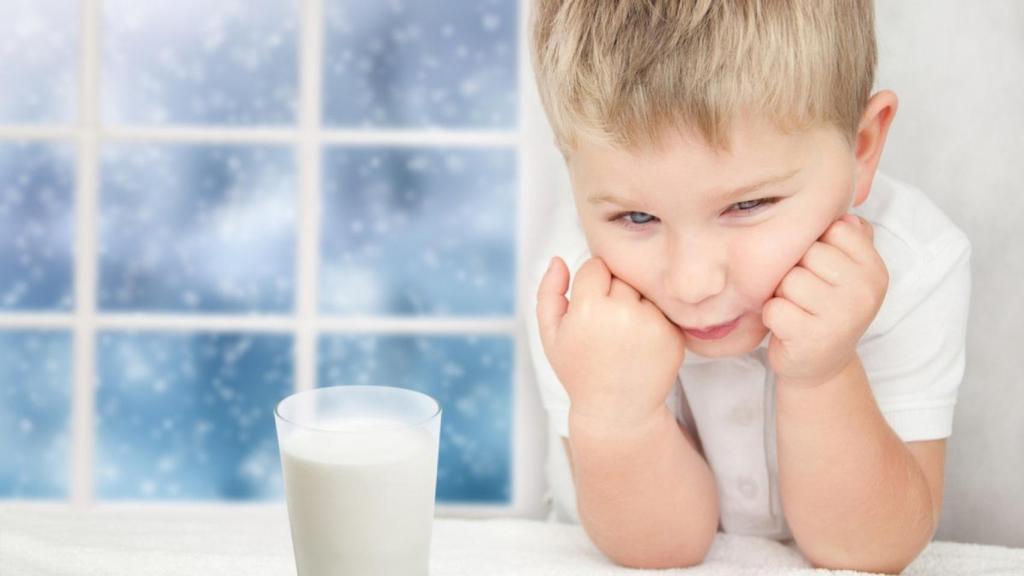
0, 142, 74, 311
323, 0, 517, 128
102, 0, 298, 125
319, 334, 512, 503
0, 0, 77, 124
99, 144, 296, 313
321, 147, 516, 316
0, 330, 71, 499
95, 332, 293, 500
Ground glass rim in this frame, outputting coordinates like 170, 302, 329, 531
274, 384, 442, 433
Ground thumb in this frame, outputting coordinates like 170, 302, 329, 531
536, 256, 570, 350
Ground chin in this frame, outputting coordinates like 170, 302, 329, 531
685, 318, 769, 358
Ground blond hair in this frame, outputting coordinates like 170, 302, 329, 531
530, 0, 877, 153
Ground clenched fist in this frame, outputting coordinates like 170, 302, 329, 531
536, 256, 687, 428
762, 213, 889, 388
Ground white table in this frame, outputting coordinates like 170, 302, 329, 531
2, 505, 1021, 575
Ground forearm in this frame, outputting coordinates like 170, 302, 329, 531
776, 358, 936, 573
568, 406, 719, 569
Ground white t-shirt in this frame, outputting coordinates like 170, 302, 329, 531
524, 171, 972, 540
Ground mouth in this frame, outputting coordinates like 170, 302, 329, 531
681, 316, 741, 341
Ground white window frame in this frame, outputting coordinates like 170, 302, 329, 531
0, 0, 549, 519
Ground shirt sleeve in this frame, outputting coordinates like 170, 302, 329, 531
858, 232, 973, 442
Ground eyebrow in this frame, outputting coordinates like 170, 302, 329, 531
586, 168, 801, 207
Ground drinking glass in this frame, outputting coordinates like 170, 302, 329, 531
275, 385, 442, 576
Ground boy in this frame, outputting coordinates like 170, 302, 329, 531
526, 1, 972, 573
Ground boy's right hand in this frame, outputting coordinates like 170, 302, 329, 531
536, 256, 687, 429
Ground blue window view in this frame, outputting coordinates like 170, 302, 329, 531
95, 332, 293, 500
99, 144, 297, 313
0, 331, 72, 499
0, 142, 75, 311
323, 0, 518, 128
319, 334, 513, 503
1, 1, 519, 505
102, 0, 298, 125
321, 147, 516, 316
0, 0, 78, 124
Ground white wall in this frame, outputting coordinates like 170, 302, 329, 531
519, 1, 1024, 546
874, 1, 1024, 547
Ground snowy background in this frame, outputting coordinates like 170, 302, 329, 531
8, 0, 1021, 548
0, 0, 519, 505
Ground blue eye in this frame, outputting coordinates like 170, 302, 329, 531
626, 212, 656, 224
731, 198, 778, 213
612, 211, 657, 230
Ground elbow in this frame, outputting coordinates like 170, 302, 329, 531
808, 555, 914, 576
605, 535, 714, 570
597, 515, 719, 570
796, 493, 937, 574
802, 529, 933, 575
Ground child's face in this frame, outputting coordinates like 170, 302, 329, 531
566, 115, 857, 358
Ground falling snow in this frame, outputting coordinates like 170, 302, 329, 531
321, 148, 515, 317
102, 0, 298, 125
0, 332, 71, 498
0, 0, 78, 123
0, 143, 75, 311
2, 0, 518, 505
94, 333, 293, 501
98, 144, 297, 313
323, 0, 516, 128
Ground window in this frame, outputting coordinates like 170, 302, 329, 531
0, 0, 534, 515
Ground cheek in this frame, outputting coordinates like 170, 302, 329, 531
590, 239, 656, 293
733, 229, 819, 306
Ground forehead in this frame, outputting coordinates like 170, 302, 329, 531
570, 116, 818, 180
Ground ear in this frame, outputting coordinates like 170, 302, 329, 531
852, 90, 899, 207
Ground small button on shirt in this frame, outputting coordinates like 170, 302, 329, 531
673, 344, 791, 537
526, 171, 972, 540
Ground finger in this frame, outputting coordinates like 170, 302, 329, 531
609, 277, 642, 301
762, 296, 813, 342
537, 257, 570, 348
840, 212, 871, 237
773, 266, 830, 316
570, 257, 612, 302
798, 241, 854, 286
821, 214, 874, 265
856, 215, 874, 242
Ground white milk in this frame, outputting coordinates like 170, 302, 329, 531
281, 419, 438, 576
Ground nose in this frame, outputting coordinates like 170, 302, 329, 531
663, 231, 727, 305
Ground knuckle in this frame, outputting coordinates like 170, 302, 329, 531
795, 266, 813, 283
610, 302, 632, 325
572, 260, 595, 282
809, 317, 829, 341
780, 271, 798, 294
877, 261, 890, 292
855, 284, 877, 309
569, 296, 593, 319
778, 272, 791, 290
584, 256, 607, 272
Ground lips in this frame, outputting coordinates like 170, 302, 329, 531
682, 316, 741, 340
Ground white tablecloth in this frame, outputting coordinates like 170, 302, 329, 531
2, 505, 1021, 575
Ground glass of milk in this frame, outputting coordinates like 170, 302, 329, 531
274, 385, 442, 576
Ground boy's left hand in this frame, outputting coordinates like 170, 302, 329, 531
762, 213, 889, 388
